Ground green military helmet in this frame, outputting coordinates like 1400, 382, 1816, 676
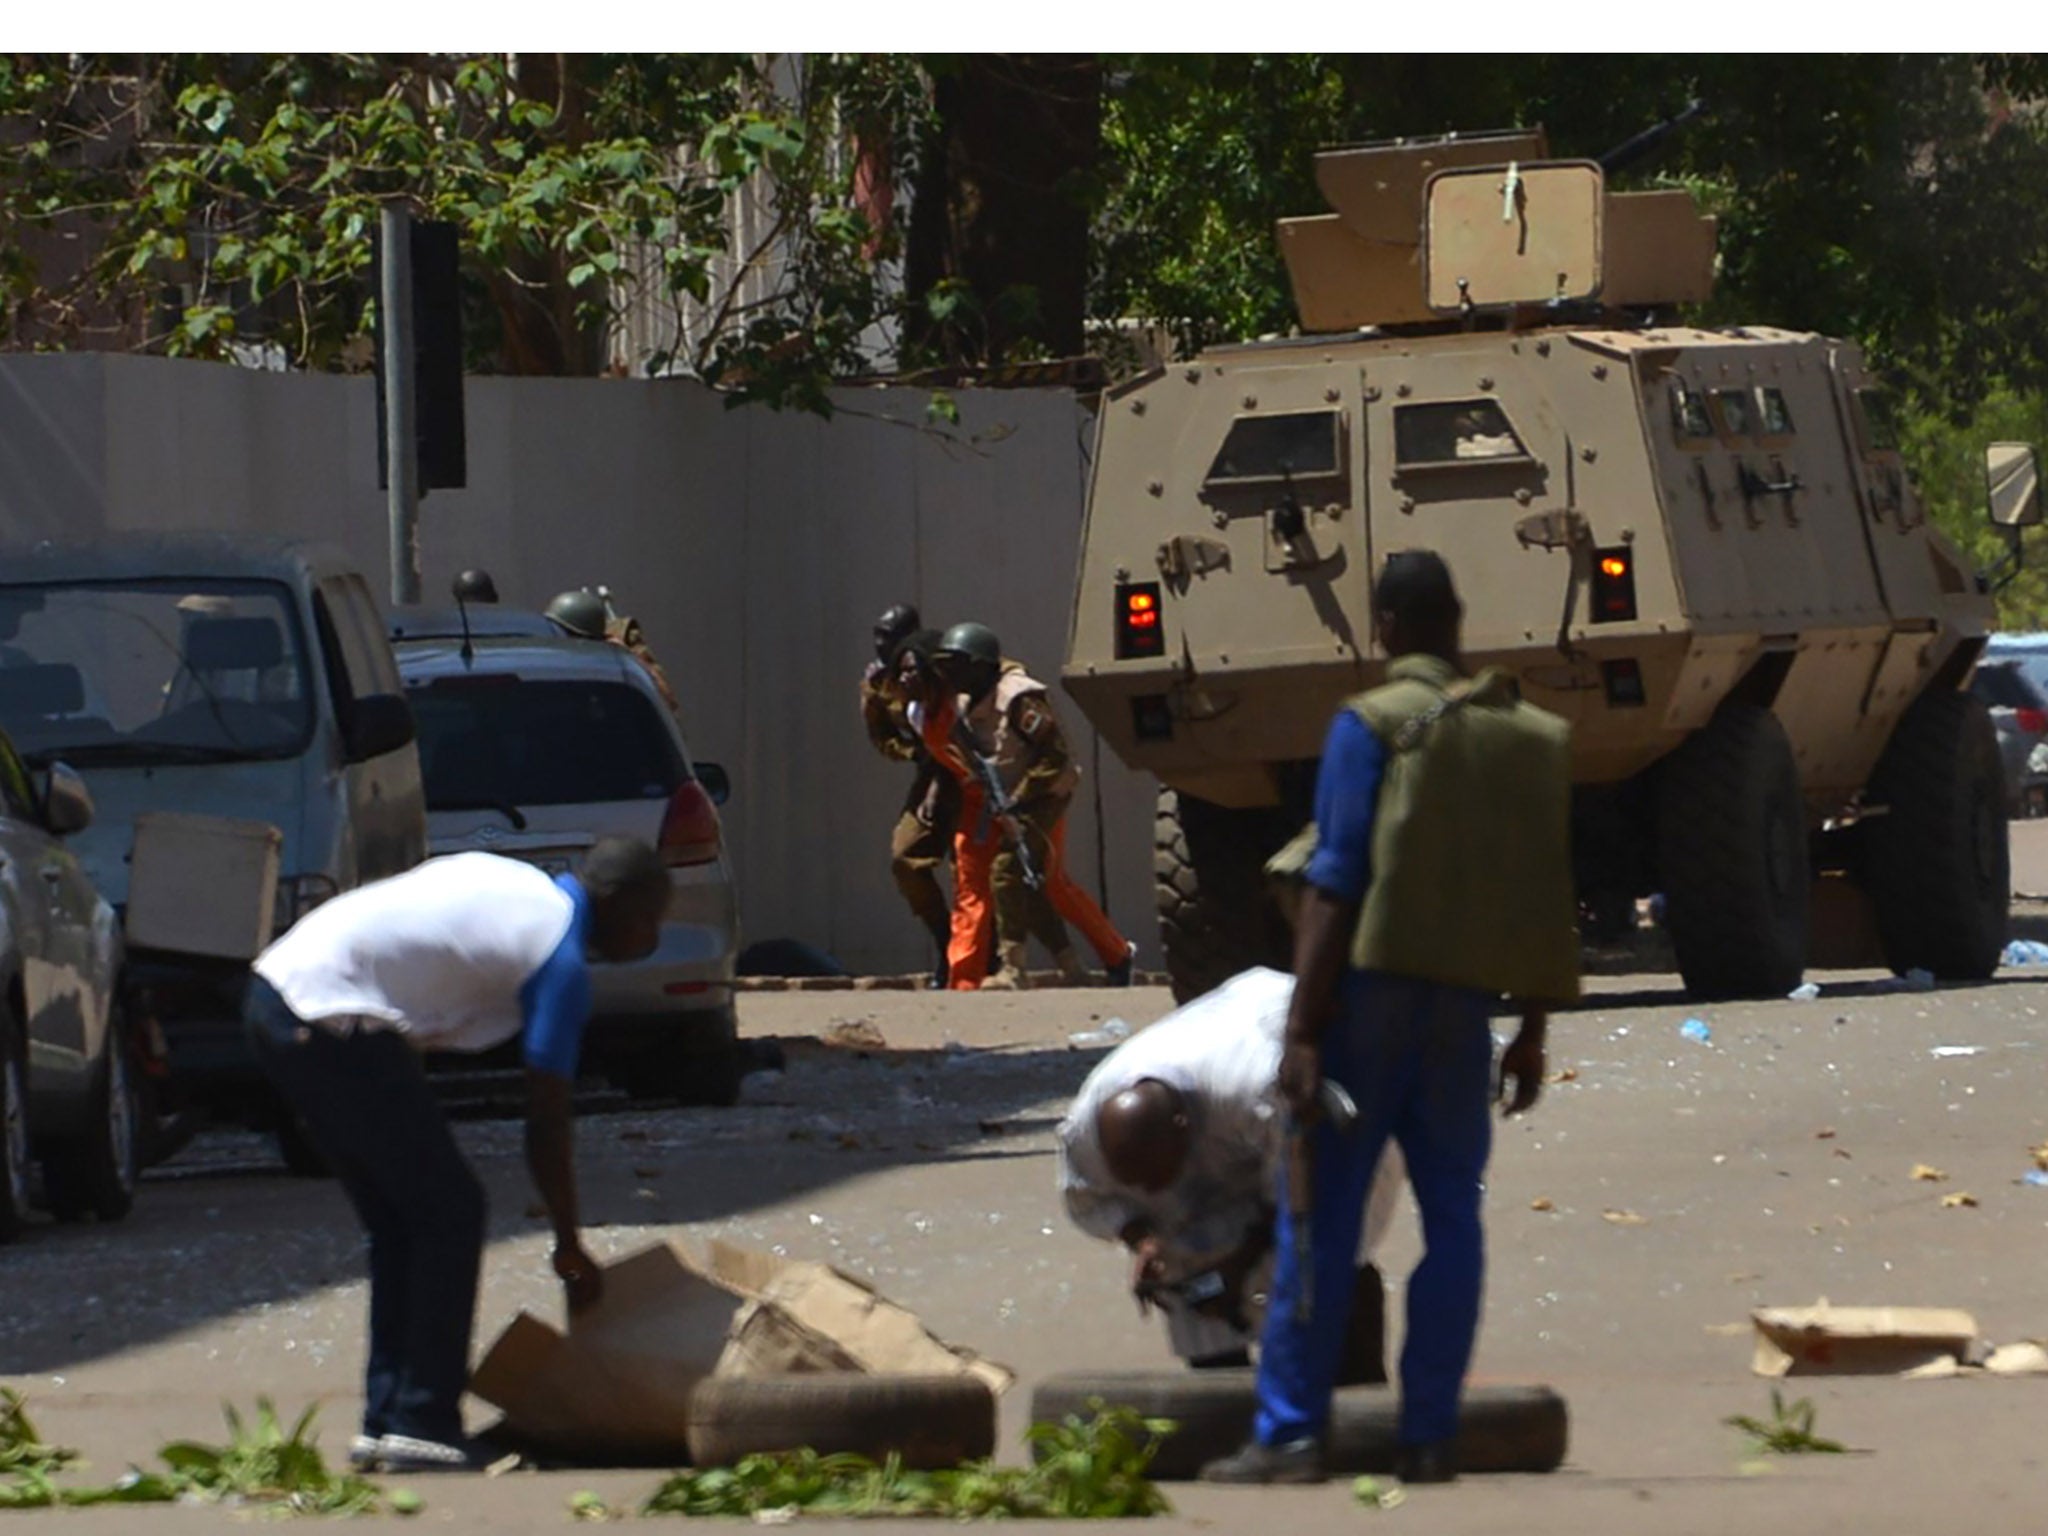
934, 621, 1003, 699
544, 588, 609, 640
544, 588, 608, 638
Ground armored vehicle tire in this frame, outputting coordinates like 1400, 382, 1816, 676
1863, 689, 2008, 979
685, 1374, 996, 1469
1156, 790, 1295, 1004
1030, 1371, 1567, 1480
1656, 704, 1810, 999
43, 1028, 140, 1223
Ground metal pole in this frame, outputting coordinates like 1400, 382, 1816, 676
380, 202, 421, 607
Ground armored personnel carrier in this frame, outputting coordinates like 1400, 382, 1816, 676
1063, 124, 2044, 1001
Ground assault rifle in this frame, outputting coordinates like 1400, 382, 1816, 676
951, 718, 1045, 891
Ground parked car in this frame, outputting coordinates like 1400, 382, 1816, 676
0, 726, 135, 1240
1972, 654, 2048, 817
0, 534, 426, 1159
389, 610, 745, 1104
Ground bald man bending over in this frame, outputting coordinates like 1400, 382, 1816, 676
1057, 968, 1402, 1377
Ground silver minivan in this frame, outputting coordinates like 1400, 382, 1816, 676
0, 534, 426, 1151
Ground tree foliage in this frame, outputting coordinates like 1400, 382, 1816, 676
0, 53, 913, 407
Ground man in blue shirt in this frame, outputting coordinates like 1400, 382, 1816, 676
1203, 551, 1575, 1486
244, 839, 672, 1473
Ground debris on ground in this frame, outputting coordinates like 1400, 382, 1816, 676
1787, 982, 1821, 1001
1724, 1389, 1850, 1455
1941, 1191, 1979, 1209
1602, 1209, 1649, 1226
2003, 939, 2048, 967
1679, 1018, 1712, 1044
636, 1406, 1173, 1519
1911, 1164, 1948, 1182
1530, 1197, 1556, 1212
1750, 1302, 1979, 1377
473, 1241, 1012, 1462
825, 1019, 889, 1052
1067, 1019, 1132, 1049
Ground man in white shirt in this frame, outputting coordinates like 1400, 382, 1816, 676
243, 841, 670, 1473
1057, 968, 1402, 1376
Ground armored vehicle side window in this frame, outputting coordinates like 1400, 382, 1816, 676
1204, 411, 1342, 486
1394, 400, 1527, 468
1712, 389, 1755, 438
1854, 388, 1901, 455
1670, 382, 1714, 443
1757, 388, 1796, 436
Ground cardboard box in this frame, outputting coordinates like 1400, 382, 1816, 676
125, 812, 283, 959
1751, 1302, 1980, 1377
470, 1240, 1012, 1460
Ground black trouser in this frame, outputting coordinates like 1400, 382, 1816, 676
244, 978, 485, 1444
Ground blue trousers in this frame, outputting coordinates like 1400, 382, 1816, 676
244, 979, 486, 1444
1253, 972, 1494, 1449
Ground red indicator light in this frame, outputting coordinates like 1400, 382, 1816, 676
1599, 555, 1629, 579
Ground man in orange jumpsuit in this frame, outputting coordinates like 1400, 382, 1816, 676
928, 623, 1135, 990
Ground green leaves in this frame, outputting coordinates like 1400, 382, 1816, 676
2, 1390, 422, 1517
1723, 1388, 1851, 1455
639, 1405, 1175, 1519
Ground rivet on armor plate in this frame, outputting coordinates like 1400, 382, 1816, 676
1242, 395, 1257, 409
1213, 511, 1229, 529
1478, 376, 1494, 390
1580, 446, 1598, 462
1325, 387, 1340, 402
1131, 399, 1146, 415
1396, 383, 1412, 398
1592, 364, 1609, 380
1148, 481, 1163, 496
1535, 339, 1552, 356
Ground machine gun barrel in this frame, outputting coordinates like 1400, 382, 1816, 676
1598, 97, 1707, 176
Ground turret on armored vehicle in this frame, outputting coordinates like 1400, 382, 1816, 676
1064, 123, 2045, 1001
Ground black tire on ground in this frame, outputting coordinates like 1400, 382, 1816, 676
42, 1023, 140, 1223
1155, 789, 1295, 1005
1863, 688, 2009, 978
1655, 702, 1810, 999
1, 1013, 32, 1242
609, 1008, 745, 1107
1030, 1371, 1567, 1481
685, 1374, 997, 1470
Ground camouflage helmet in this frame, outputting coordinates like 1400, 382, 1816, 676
544, 588, 609, 640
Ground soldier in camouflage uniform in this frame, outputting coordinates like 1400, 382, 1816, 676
543, 587, 681, 716
932, 623, 1135, 990
859, 605, 960, 988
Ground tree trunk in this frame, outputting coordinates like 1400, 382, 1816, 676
904, 55, 1102, 366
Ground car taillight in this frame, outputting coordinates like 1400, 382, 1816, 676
658, 780, 723, 866
2019, 707, 2048, 735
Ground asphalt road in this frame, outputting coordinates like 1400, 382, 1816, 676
8, 964, 2048, 1533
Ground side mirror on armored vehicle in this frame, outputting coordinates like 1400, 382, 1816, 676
1987, 443, 2043, 530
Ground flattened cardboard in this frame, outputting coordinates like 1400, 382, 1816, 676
1751, 1303, 1980, 1378
470, 1240, 1014, 1459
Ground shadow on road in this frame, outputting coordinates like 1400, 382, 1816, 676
0, 1036, 1106, 1377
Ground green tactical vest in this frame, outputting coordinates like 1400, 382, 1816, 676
1270, 654, 1582, 1005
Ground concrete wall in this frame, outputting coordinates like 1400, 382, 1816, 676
0, 354, 1156, 976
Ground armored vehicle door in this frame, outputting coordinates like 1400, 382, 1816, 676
1823, 348, 1958, 620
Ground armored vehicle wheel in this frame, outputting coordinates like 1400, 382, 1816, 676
1863, 689, 2008, 979
1155, 790, 1294, 1004
1656, 703, 1810, 999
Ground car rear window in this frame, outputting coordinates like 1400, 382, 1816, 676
1973, 663, 2046, 711
410, 678, 686, 807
